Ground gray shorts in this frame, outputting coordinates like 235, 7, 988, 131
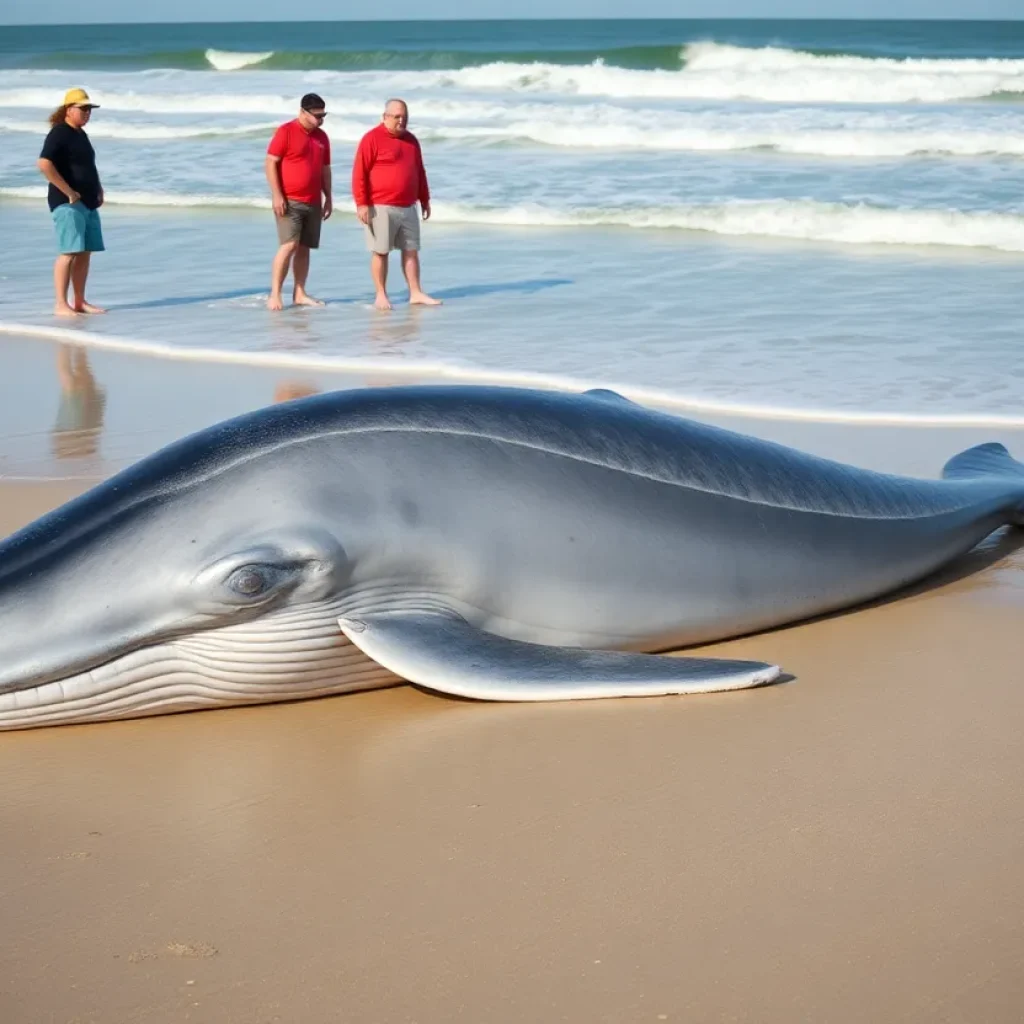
276, 200, 322, 248
364, 204, 420, 254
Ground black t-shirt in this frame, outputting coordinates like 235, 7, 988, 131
39, 122, 102, 211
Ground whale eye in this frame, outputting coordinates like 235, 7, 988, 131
227, 566, 272, 597
193, 551, 311, 613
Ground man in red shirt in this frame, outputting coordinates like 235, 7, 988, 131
351, 98, 441, 311
265, 93, 333, 311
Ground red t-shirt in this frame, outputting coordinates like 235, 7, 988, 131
267, 120, 331, 205
351, 123, 430, 208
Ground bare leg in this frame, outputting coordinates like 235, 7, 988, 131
53, 254, 78, 317
268, 241, 297, 311
70, 252, 106, 314
402, 250, 442, 306
292, 245, 324, 306
372, 253, 391, 310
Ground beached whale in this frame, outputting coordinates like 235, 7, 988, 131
0, 384, 1021, 731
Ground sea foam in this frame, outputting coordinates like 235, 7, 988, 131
4, 187, 1021, 253
204, 48, 274, 72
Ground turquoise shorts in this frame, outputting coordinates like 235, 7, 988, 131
52, 202, 105, 254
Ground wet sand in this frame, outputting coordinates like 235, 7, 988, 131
2, 338, 1024, 1023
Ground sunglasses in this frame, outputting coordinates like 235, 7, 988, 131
303, 109, 327, 120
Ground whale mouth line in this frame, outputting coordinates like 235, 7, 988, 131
0, 606, 402, 731
0, 592, 371, 696
0, 643, 134, 697
0, 615, 211, 697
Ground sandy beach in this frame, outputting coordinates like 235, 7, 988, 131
1, 337, 1023, 1023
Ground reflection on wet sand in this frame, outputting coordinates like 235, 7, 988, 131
42, 338, 450, 478
273, 381, 321, 403
366, 305, 423, 352
272, 375, 425, 398
52, 344, 106, 461
267, 313, 315, 351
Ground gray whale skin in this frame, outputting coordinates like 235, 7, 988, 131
1, 384, 1021, 731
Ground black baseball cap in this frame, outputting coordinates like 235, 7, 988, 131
301, 93, 326, 112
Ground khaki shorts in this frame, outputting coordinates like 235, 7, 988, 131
364, 204, 420, 254
276, 200, 322, 248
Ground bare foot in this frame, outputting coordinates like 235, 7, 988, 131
54, 304, 81, 318
267, 294, 284, 311
73, 301, 107, 315
374, 293, 392, 311
293, 292, 325, 308
409, 292, 443, 306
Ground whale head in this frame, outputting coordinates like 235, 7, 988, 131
0, 410, 399, 731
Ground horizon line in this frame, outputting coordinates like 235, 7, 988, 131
3, 15, 1024, 27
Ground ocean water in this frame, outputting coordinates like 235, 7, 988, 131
1, 19, 1023, 423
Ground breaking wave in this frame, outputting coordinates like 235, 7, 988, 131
3, 43, 1024, 103
203, 48, 274, 72
436, 43, 1024, 103
5, 100, 1024, 158
4, 187, 1023, 252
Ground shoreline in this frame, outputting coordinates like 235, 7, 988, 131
4, 333, 1024, 488
4, 321, 1024, 429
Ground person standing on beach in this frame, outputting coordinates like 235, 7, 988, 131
36, 88, 106, 318
265, 93, 333, 311
351, 98, 441, 311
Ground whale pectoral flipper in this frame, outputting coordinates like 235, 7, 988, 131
338, 611, 782, 701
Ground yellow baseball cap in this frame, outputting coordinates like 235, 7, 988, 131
63, 88, 99, 108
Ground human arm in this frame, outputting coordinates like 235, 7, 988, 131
36, 158, 79, 205
265, 125, 290, 216
414, 136, 431, 219
265, 155, 288, 217
38, 129, 81, 204
321, 135, 332, 219
321, 166, 333, 219
352, 133, 373, 224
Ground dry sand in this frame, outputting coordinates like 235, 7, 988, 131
1, 338, 1023, 1023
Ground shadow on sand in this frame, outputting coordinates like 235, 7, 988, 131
430, 278, 572, 301
107, 288, 269, 312
106, 278, 572, 311
320, 278, 575, 306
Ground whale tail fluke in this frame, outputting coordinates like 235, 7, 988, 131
943, 442, 1024, 525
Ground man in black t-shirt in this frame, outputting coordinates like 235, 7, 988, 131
37, 88, 106, 317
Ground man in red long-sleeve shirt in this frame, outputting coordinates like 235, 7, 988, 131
351, 98, 441, 311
